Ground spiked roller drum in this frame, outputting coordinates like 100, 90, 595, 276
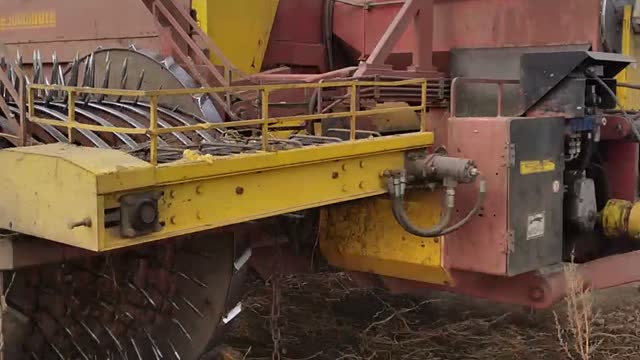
0, 47, 251, 359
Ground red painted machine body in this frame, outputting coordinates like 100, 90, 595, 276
264, 0, 602, 72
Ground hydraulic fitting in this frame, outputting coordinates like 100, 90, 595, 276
384, 153, 485, 238
406, 154, 479, 184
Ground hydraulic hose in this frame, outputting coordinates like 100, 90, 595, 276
438, 179, 487, 236
386, 175, 487, 238
587, 71, 640, 144
386, 176, 453, 237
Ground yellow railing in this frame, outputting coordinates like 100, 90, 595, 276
27, 79, 429, 165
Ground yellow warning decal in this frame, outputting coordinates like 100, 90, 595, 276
520, 160, 556, 175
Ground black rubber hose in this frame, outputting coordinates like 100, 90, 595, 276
386, 177, 453, 237
437, 179, 487, 236
386, 177, 487, 238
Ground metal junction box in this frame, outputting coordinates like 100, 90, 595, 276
445, 117, 565, 276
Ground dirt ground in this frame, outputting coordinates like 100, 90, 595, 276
214, 271, 640, 360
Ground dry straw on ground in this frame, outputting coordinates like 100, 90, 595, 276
206, 271, 640, 360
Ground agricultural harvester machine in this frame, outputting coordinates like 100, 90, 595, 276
1, 0, 640, 358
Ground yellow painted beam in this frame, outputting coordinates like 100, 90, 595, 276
97, 132, 434, 193
0, 132, 433, 251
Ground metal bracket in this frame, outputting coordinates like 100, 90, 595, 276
119, 191, 162, 238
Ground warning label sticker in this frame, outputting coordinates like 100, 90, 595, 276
527, 212, 545, 240
520, 159, 556, 175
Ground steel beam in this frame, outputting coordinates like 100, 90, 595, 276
0, 132, 433, 251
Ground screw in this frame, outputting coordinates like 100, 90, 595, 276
235, 186, 244, 195
332, 172, 339, 179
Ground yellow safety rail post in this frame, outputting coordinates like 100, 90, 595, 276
26, 78, 430, 164
149, 95, 160, 165
350, 83, 358, 140
67, 91, 75, 143
261, 89, 270, 151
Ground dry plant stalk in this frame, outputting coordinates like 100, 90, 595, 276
554, 262, 600, 360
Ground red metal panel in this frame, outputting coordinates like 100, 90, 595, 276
433, 0, 601, 51
0, 0, 158, 43
269, 0, 324, 43
263, 0, 326, 70
445, 117, 510, 275
332, 0, 601, 65
605, 142, 639, 202
381, 249, 640, 309
0, 0, 159, 62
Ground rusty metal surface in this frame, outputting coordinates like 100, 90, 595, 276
445, 117, 510, 275
605, 142, 639, 202
382, 249, 640, 309
601, 115, 635, 140
433, 0, 602, 51
381, 270, 558, 309
0, 0, 159, 63
263, 0, 327, 72
445, 116, 565, 275
332, 0, 602, 68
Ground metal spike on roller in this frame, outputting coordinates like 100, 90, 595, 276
0, 47, 250, 157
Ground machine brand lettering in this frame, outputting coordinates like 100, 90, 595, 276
0, 10, 56, 31
519, 159, 556, 175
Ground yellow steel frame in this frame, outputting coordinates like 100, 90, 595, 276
0, 80, 436, 252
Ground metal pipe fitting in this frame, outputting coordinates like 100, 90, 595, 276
384, 154, 486, 238
406, 154, 479, 184
385, 176, 454, 237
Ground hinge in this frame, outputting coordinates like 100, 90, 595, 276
506, 143, 516, 168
